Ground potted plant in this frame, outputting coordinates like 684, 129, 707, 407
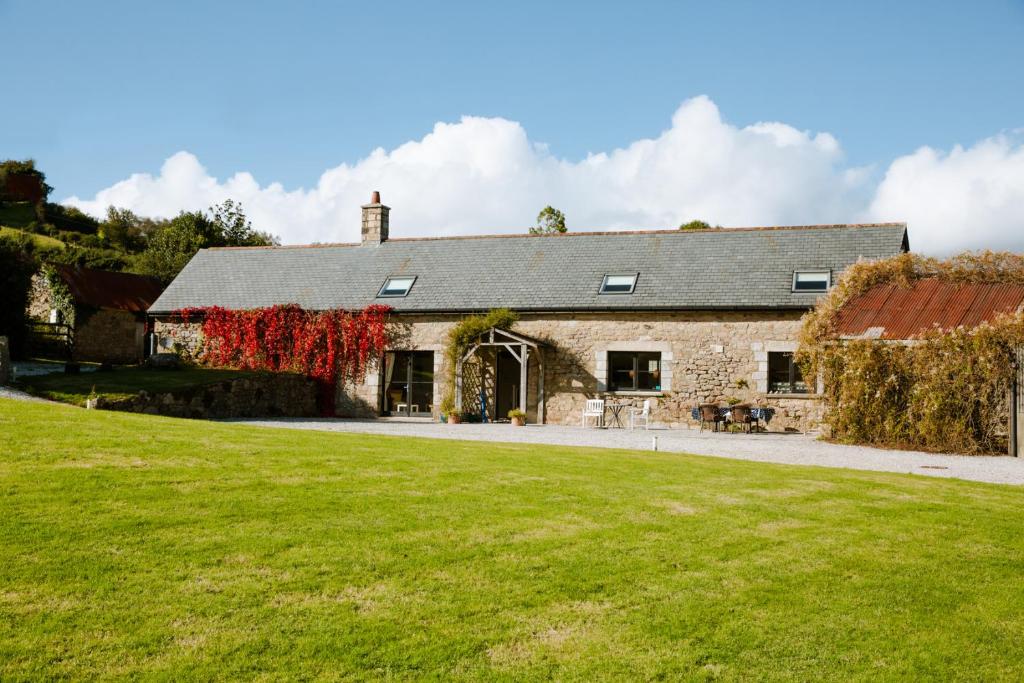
85, 385, 100, 410
507, 408, 527, 426
446, 410, 463, 425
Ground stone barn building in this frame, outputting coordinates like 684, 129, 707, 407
29, 264, 164, 364
148, 194, 908, 431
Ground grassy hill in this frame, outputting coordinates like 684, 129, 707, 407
0, 225, 65, 250
2, 399, 1023, 679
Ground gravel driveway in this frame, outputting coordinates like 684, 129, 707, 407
229, 418, 1024, 486
0, 386, 52, 402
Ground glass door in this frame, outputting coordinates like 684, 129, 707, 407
383, 351, 434, 417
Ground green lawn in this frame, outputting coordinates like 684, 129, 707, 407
16, 366, 265, 405
2, 400, 1023, 680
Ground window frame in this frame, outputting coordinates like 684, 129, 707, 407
767, 351, 808, 394
607, 350, 662, 392
792, 270, 831, 293
377, 275, 417, 298
599, 273, 639, 295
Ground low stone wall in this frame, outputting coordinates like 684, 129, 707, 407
90, 373, 318, 419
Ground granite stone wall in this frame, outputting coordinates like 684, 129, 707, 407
156, 310, 825, 432
73, 308, 143, 364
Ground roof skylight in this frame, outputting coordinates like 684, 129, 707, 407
792, 271, 830, 292
600, 274, 638, 294
378, 276, 416, 298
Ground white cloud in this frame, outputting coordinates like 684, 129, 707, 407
867, 136, 1024, 253
63, 96, 1024, 254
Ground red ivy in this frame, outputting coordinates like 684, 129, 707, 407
174, 304, 392, 415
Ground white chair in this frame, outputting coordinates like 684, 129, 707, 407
581, 399, 605, 428
629, 400, 651, 430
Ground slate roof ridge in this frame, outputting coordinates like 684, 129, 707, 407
205, 222, 908, 251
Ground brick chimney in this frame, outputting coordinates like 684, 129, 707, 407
361, 191, 390, 245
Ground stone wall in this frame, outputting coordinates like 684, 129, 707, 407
155, 310, 826, 432
26, 273, 53, 321
91, 373, 317, 419
73, 308, 144, 364
153, 320, 204, 357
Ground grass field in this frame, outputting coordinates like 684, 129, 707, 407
2, 399, 1023, 680
16, 366, 264, 405
0, 225, 65, 249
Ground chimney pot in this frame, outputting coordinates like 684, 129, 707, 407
370, 190, 381, 204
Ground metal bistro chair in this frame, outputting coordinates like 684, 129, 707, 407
730, 404, 754, 433
629, 399, 651, 431
581, 399, 605, 428
698, 404, 726, 433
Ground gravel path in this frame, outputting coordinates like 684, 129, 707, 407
0, 386, 52, 402
230, 418, 1024, 486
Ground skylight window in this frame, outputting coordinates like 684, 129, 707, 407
792, 271, 830, 292
600, 274, 638, 294
378, 276, 416, 298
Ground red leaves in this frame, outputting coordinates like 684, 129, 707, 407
175, 304, 392, 415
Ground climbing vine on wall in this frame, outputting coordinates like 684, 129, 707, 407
798, 251, 1024, 454
43, 266, 76, 328
175, 304, 393, 415
440, 308, 519, 415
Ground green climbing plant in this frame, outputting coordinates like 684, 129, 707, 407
441, 308, 519, 414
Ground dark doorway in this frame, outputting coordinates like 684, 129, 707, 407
496, 348, 523, 420
382, 351, 434, 417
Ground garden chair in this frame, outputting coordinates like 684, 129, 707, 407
698, 404, 725, 433
581, 399, 605, 428
730, 404, 754, 433
629, 399, 651, 431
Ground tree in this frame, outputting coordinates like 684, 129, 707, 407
99, 206, 144, 252
529, 206, 567, 235
136, 211, 217, 283
679, 220, 712, 230
210, 199, 278, 247
136, 201, 278, 283
0, 232, 39, 358
0, 159, 52, 206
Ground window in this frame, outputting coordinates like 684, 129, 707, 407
600, 274, 638, 294
608, 351, 662, 391
768, 351, 807, 393
378, 276, 416, 298
792, 271, 830, 292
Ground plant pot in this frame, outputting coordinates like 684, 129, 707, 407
447, 414, 462, 424
511, 416, 526, 427
85, 397, 100, 410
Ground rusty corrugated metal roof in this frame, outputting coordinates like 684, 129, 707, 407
53, 264, 165, 313
834, 279, 1024, 340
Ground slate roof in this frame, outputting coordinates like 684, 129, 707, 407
149, 223, 909, 314
834, 279, 1024, 340
54, 264, 165, 313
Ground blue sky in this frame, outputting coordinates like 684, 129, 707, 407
3, 0, 1023, 251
